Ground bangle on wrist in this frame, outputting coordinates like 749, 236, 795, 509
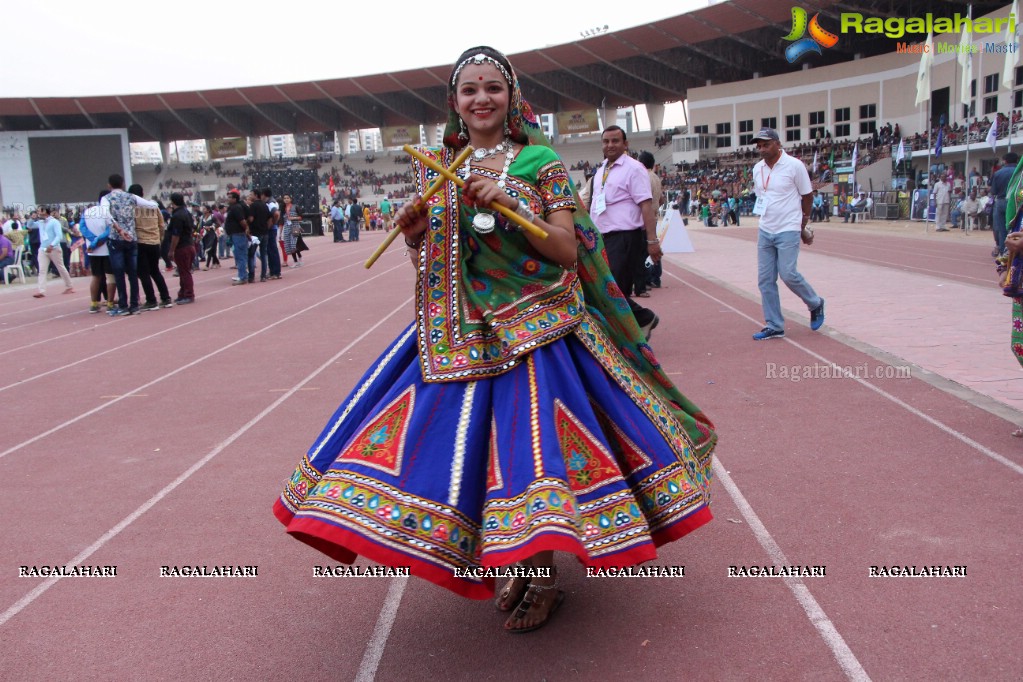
514, 201, 535, 224
647, 239, 659, 244
404, 234, 424, 249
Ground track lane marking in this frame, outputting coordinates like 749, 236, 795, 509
0, 260, 407, 460
0, 295, 412, 628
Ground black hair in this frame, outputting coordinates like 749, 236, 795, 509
98, 189, 111, 202
602, 125, 627, 141
108, 174, 125, 189
170, 193, 185, 207
128, 183, 144, 197
444, 46, 528, 148
638, 151, 655, 169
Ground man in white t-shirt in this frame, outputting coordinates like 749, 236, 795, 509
749, 127, 824, 340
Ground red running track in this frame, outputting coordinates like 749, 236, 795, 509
0, 230, 1020, 681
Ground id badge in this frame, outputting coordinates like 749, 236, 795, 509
593, 193, 607, 217
752, 196, 766, 216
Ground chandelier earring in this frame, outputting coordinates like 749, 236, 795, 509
458, 118, 469, 143
504, 120, 512, 137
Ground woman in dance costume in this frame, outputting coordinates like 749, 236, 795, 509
274, 46, 716, 633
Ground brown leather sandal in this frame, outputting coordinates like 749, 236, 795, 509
495, 563, 531, 612
504, 573, 564, 634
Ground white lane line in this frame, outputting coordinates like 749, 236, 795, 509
0, 296, 412, 629
0, 247, 395, 394
713, 460, 871, 682
0, 240, 381, 332
0, 260, 408, 461
354, 576, 409, 682
711, 232, 991, 284
0, 319, 117, 356
665, 268, 1023, 477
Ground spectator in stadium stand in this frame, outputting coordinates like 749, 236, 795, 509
199, 205, 221, 270
638, 150, 663, 292
347, 197, 362, 242
215, 203, 230, 261
810, 189, 826, 222
588, 125, 661, 340
246, 190, 272, 282
224, 191, 251, 284
31, 206, 75, 299
25, 210, 42, 274
101, 173, 159, 316
128, 184, 173, 310
1, 213, 19, 235
330, 200, 346, 242
6, 220, 25, 252
932, 174, 952, 232
262, 188, 283, 279
990, 152, 1019, 256
273, 45, 715, 635
379, 197, 393, 230
749, 127, 824, 341
281, 194, 307, 267
167, 193, 196, 304
0, 231, 14, 271
79, 190, 117, 312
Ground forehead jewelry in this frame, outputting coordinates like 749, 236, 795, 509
451, 53, 513, 88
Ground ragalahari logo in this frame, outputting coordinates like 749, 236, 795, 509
783, 7, 839, 62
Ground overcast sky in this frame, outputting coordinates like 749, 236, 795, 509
7, 0, 713, 98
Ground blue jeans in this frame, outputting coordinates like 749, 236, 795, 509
348, 218, 360, 241
266, 228, 281, 276
218, 233, 229, 259
108, 239, 139, 311
757, 229, 821, 332
231, 233, 249, 281
995, 198, 1008, 253
332, 219, 346, 241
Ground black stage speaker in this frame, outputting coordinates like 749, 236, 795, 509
251, 169, 319, 215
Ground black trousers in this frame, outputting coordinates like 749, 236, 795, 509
601, 229, 655, 326
137, 242, 171, 304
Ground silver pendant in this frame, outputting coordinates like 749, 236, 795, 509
473, 148, 487, 160
473, 212, 496, 233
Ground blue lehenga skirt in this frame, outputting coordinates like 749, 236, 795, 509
274, 317, 713, 599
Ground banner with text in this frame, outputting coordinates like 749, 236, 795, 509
207, 137, 248, 159
381, 126, 422, 147
555, 110, 599, 134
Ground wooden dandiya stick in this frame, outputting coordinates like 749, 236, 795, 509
363, 145, 475, 269
402, 145, 549, 240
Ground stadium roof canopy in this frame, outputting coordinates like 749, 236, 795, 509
0, 0, 1005, 143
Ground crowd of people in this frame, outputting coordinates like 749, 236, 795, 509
0, 176, 402, 312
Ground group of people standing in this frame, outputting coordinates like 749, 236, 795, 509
220, 188, 308, 285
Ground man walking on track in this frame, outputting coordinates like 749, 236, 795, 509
749, 127, 824, 340
32, 206, 74, 298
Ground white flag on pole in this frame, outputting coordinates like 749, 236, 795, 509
852, 143, 858, 170
987, 121, 999, 152
1003, 0, 1020, 89
916, 31, 934, 105
895, 138, 905, 165
812, 150, 818, 175
958, 9, 973, 106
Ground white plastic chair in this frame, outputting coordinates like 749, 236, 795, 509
3, 246, 27, 285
